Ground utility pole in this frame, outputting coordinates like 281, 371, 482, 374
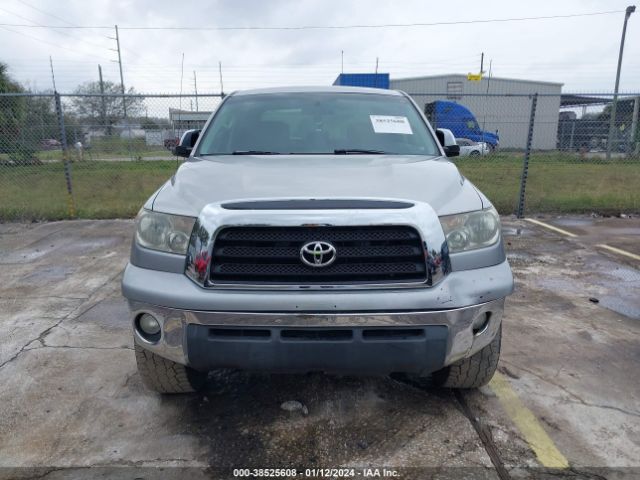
98, 65, 108, 134
374, 57, 379, 88
341, 50, 344, 74
179, 53, 185, 111
481, 60, 493, 146
480, 52, 484, 74
108, 25, 132, 158
193, 71, 199, 111
607, 5, 635, 160
112, 25, 127, 119
49, 56, 57, 91
219, 61, 224, 96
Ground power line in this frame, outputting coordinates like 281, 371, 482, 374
0, 10, 625, 31
0, 24, 112, 61
14, 0, 77, 26
0, 5, 112, 52
8, 0, 144, 59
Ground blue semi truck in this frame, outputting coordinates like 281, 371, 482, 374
425, 101, 499, 150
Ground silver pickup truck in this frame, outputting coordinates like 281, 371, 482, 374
121, 86, 513, 394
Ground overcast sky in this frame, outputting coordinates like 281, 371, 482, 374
1, 0, 639, 94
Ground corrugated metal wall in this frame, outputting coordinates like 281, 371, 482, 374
390, 75, 562, 149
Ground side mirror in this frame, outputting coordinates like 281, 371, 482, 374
174, 129, 201, 157
435, 128, 459, 157
443, 145, 460, 157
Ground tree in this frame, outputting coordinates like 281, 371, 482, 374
69, 81, 145, 133
0, 62, 25, 155
0, 63, 43, 164
139, 116, 170, 130
598, 99, 638, 151
0, 62, 23, 93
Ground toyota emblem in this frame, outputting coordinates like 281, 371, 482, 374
300, 241, 337, 268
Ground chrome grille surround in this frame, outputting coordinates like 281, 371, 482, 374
184, 198, 450, 290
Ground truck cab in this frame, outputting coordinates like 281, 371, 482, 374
425, 101, 499, 150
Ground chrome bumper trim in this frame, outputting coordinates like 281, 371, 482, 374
129, 298, 504, 369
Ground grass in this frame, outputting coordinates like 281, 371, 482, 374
0, 147, 172, 163
0, 160, 180, 221
456, 153, 640, 214
0, 154, 638, 221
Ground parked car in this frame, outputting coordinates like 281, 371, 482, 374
425, 101, 499, 150
122, 86, 514, 394
40, 138, 61, 150
163, 137, 179, 151
456, 138, 490, 156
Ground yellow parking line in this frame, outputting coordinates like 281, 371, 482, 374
490, 372, 569, 469
523, 219, 639, 261
597, 244, 640, 261
524, 218, 577, 238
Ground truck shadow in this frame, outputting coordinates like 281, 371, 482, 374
160, 370, 459, 470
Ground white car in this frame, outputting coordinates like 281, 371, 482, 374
456, 138, 490, 156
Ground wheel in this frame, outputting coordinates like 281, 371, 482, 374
134, 344, 206, 394
432, 325, 501, 389
469, 150, 481, 156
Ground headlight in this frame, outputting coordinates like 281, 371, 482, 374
135, 209, 196, 254
439, 206, 500, 253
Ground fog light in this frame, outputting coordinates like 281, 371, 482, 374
472, 312, 491, 336
138, 313, 161, 338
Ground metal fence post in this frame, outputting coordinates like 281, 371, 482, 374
516, 93, 538, 219
54, 92, 77, 218
631, 95, 640, 155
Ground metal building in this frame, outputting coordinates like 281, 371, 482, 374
390, 74, 563, 149
169, 108, 212, 131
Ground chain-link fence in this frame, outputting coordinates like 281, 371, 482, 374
1, 91, 638, 221
0, 93, 222, 220
409, 90, 639, 215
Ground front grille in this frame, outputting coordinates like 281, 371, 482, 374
209, 226, 427, 285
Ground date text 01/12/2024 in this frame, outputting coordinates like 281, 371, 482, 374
232, 468, 400, 477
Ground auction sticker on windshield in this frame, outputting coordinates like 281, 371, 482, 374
370, 115, 413, 134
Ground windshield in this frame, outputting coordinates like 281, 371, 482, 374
197, 92, 440, 156
465, 118, 480, 131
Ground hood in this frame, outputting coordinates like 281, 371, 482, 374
480, 131, 499, 144
151, 155, 484, 217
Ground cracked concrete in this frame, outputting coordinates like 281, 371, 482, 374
496, 216, 640, 470
0, 216, 639, 478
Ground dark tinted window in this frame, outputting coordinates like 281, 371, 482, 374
197, 92, 439, 156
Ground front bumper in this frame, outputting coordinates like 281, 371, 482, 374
124, 259, 512, 374
129, 299, 503, 375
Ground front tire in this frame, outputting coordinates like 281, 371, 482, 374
135, 344, 206, 394
432, 325, 501, 389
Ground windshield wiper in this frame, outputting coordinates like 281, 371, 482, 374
334, 149, 386, 155
231, 150, 281, 155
